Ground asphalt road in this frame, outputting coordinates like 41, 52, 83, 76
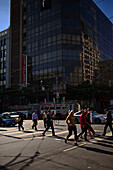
0, 120, 113, 170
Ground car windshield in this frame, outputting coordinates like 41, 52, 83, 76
10, 112, 18, 115
2, 114, 12, 119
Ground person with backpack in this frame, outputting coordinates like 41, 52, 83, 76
102, 108, 113, 136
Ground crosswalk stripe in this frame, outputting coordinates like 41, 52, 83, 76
0, 129, 68, 139
63, 146, 78, 152
94, 137, 103, 141
2, 129, 100, 136
63, 136, 107, 152
23, 130, 68, 140
63, 140, 87, 152
55, 139, 62, 140
106, 131, 112, 136
1, 131, 24, 135
16, 132, 42, 137
1, 127, 112, 142
0, 129, 43, 135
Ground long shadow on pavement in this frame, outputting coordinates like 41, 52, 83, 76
1, 136, 42, 170
80, 145, 113, 155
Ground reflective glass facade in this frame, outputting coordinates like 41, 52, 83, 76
80, 0, 113, 83
26, 0, 83, 100
10, 0, 113, 102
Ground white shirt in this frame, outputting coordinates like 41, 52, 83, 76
32, 112, 38, 120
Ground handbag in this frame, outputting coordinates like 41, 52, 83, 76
16, 117, 21, 122
31, 121, 34, 127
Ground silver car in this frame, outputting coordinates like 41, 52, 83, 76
74, 111, 106, 124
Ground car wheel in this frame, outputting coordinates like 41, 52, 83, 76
75, 118, 78, 124
95, 118, 101, 124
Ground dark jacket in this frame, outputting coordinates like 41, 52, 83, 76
46, 113, 53, 124
106, 111, 112, 123
18, 114, 24, 123
86, 113, 91, 124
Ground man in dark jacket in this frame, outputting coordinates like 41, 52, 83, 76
102, 109, 113, 136
42, 110, 55, 136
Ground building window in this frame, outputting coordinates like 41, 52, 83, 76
4, 50, 7, 57
41, 0, 52, 11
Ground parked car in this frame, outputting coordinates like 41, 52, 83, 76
0, 113, 17, 127
74, 111, 106, 124
91, 112, 106, 124
2, 112, 19, 119
2, 112, 26, 120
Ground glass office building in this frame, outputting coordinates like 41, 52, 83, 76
26, 0, 82, 101
10, 0, 113, 102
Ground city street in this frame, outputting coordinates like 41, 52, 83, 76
0, 120, 113, 170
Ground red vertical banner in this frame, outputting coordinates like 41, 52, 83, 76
22, 54, 27, 85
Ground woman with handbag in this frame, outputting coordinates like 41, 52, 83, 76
17, 112, 24, 131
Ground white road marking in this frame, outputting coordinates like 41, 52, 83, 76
94, 137, 103, 141
63, 142, 88, 152
63, 146, 78, 152
106, 131, 112, 136
55, 139, 62, 141
23, 130, 68, 140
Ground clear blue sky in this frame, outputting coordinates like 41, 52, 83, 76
0, 0, 113, 32
0, 0, 10, 32
93, 0, 113, 22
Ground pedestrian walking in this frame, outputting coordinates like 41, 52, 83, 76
65, 110, 78, 146
86, 108, 95, 139
102, 108, 113, 136
32, 110, 38, 130
42, 109, 55, 136
42, 111, 47, 128
77, 109, 95, 141
17, 112, 24, 131
77, 110, 88, 141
